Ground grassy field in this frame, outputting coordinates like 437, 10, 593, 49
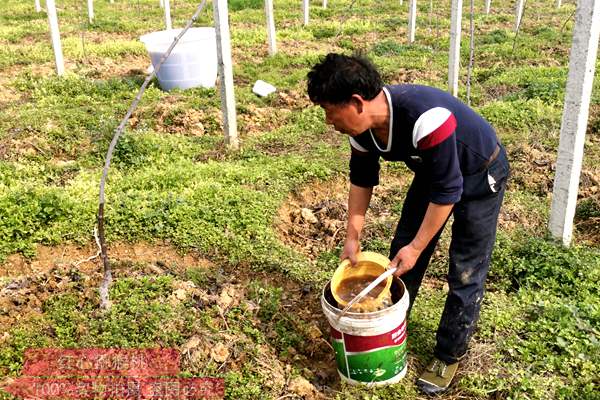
0, 0, 599, 398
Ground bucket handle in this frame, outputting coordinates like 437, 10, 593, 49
336, 267, 397, 321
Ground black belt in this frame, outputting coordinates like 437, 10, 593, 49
475, 144, 500, 174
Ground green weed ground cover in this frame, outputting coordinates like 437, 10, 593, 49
0, 0, 599, 398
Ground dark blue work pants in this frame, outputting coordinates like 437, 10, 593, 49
389, 146, 509, 364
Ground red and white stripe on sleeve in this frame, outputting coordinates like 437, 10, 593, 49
412, 107, 457, 150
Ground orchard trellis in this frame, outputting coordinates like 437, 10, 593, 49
32, 0, 599, 306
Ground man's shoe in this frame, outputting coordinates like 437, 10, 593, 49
416, 357, 459, 395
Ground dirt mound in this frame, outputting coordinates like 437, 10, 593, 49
277, 177, 348, 260
277, 171, 409, 261
508, 143, 555, 196
138, 101, 220, 136
238, 102, 290, 137
279, 197, 347, 260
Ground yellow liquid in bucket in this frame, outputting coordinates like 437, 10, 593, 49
336, 275, 388, 303
331, 252, 393, 312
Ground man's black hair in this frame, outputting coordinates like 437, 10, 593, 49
307, 53, 383, 104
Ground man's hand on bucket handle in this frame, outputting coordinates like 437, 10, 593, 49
389, 243, 421, 277
340, 238, 360, 266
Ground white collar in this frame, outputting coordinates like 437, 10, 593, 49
369, 87, 393, 152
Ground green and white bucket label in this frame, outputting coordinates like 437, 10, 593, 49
330, 321, 407, 383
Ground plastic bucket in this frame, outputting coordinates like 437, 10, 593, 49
140, 27, 217, 91
321, 277, 409, 386
331, 251, 393, 312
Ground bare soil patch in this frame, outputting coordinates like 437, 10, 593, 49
0, 241, 211, 279
275, 89, 313, 110
0, 76, 20, 109
238, 102, 291, 137
231, 45, 268, 67
2, 51, 147, 83
132, 99, 222, 137
575, 169, 600, 245
277, 39, 343, 59
75, 54, 148, 80
482, 83, 521, 102
507, 143, 555, 196
388, 66, 443, 85
277, 171, 409, 261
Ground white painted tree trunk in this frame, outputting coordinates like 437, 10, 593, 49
35, 0, 42, 12
303, 0, 309, 26
408, 0, 417, 43
87, 0, 94, 23
556, 0, 562, 8
400, 0, 403, 5
514, 0, 524, 32
46, 0, 64, 75
164, 0, 172, 29
323, 0, 327, 9
448, 0, 462, 97
159, 0, 164, 8
485, 0, 491, 14
265, 0, 277, 55
213, 0, 239, 149
549, 0, 600, 246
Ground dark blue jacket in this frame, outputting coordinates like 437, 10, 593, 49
349, 84, 499, 204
